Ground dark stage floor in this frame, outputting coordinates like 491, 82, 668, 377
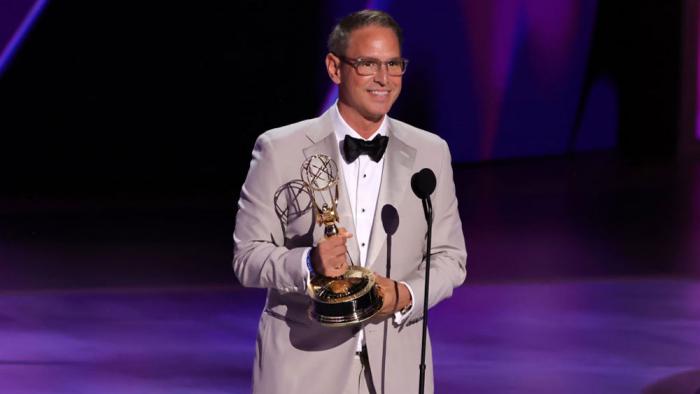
1, 279, 699, 393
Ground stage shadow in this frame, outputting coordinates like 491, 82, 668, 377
642, 369, 700, 394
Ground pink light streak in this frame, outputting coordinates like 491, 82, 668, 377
460, 0, 592, 160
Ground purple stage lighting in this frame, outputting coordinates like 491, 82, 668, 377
321, 1, 613, 162
0, 0, 49, 76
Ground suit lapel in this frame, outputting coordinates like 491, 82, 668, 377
366, 119, 416, 269
302, 110, 361, 266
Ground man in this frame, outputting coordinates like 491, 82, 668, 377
233, 10, 466, 393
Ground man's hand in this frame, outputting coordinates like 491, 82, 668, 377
311, 228, 353, 277
374, 274, 412, 319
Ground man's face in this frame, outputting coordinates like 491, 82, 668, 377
327, 25, 403, 125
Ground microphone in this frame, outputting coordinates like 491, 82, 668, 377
381, 204, 399, 278
411, 168, 436, 199
381, 204, 399, 236
411, 168, 435, 394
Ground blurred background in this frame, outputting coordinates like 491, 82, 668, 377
1, 0, 697, 289
2, 1, 700, 393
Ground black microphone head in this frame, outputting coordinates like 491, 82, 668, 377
381, 204, 399, 236
411, 168, 436, 199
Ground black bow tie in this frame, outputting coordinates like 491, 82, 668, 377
342, 135, 389, 163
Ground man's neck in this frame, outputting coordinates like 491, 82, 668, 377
337, 102, 384, 139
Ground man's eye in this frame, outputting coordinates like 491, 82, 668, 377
360, 60, 377, 68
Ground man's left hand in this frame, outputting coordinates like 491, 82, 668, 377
373, 274, 412, 318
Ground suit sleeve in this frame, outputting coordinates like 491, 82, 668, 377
402, 140, 467, 323
232, 133, 308, 294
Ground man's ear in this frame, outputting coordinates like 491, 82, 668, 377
325, 53, 342, 85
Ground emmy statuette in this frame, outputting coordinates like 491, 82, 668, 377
300, 154, 383, 327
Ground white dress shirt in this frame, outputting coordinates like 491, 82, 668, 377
333, 105, 386, 268
303, 103, 414, 351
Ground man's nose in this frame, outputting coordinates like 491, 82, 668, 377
373, 64, 389, 84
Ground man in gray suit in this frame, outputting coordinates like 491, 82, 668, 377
233, 9, 467, 393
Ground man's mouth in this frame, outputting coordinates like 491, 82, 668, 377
368, 90, 389, 96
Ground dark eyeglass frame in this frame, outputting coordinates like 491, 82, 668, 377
333, 53, 409, 76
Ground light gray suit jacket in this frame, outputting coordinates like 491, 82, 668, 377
233, 109, 467, 393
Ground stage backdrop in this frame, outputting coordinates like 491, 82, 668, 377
320, 0, 617, 163
0, 0, 680, 175
0, 0, 679, 191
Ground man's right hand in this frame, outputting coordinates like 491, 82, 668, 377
311, 228, 353, 277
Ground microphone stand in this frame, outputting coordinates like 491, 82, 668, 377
411, 167, 437, 394
418, 197, 432, 394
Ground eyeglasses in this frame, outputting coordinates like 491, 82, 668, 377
334, 54, 409, 76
